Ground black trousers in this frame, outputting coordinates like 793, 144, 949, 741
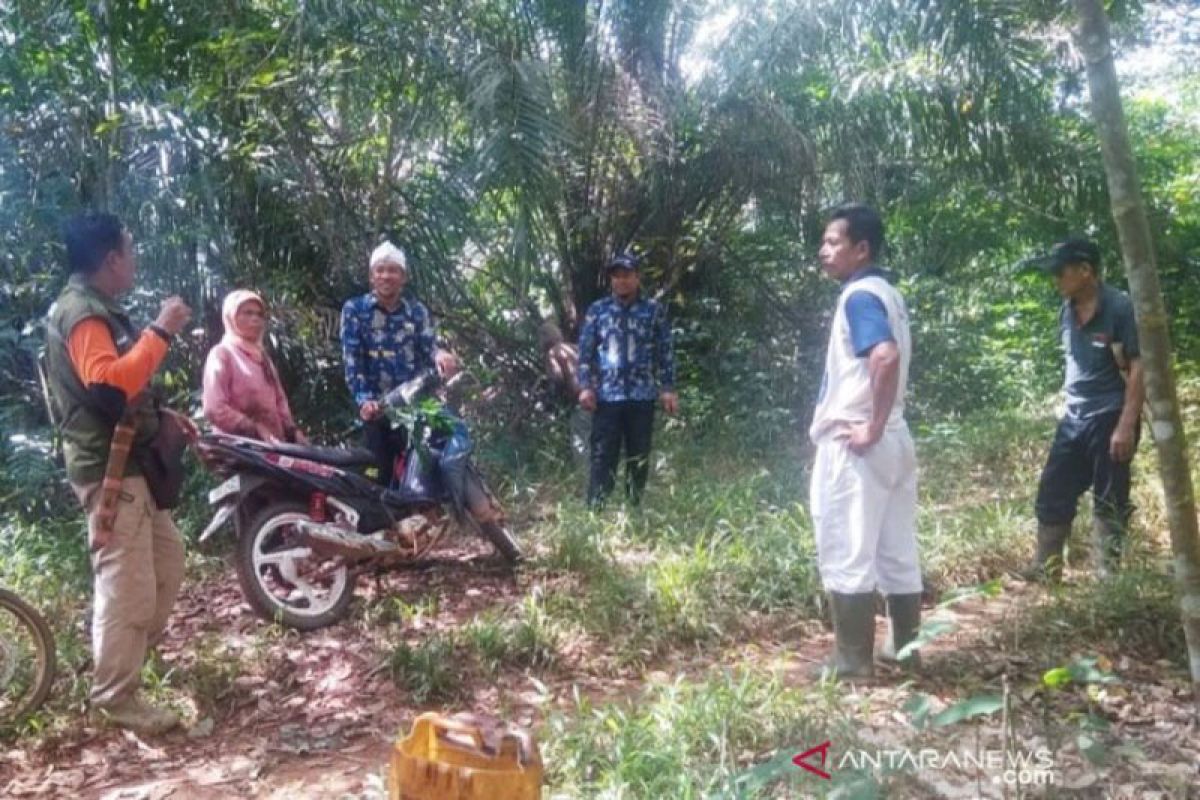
1035, 409, 1136, 527
588, 400, 656, 507
364, 418, 408, 487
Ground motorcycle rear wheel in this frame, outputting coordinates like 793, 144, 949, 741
237, 501, 356, 630
0, 588, 56, 722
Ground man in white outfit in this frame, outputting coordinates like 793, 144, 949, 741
809, 203, 923, 680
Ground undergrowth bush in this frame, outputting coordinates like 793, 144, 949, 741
388, 632, 463, 704
543, 668, 867, 799
1024, 569, 1187, 665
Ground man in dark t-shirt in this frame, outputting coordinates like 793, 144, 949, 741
1025, 237, 1144, 581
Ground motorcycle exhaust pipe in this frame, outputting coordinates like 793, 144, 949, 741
295, 520, 400, 560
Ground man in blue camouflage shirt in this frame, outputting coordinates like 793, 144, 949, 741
577, 253, 678, 507
341, 241, 454, 484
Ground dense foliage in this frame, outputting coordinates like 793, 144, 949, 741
3, 4, 1199, 792
1, 0, 1198, 491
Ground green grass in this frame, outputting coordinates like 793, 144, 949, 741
517, 408, 1054, 668
0, 515, 94, 737
388, 632, 463, 704
0, 516, 91, 602
160, 633, 255, 718
1020, 567, 1187, 665
463, 594, 561, 673
518, 438, 824, 667
4, 391, 1197, 790
542, 667, 871, 799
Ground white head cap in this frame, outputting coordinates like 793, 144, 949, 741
369, 241, 407, 271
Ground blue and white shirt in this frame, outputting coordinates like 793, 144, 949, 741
843, 267, 895, 357
577, 294, 676, 403
340, 293, 437, 406
814, 266, 896, 406
810, 268, 911, 443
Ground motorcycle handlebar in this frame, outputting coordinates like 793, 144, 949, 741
379, 369, 468, 410
380, 371, 440, 409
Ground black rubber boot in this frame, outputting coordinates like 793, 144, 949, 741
1015, 522, 1071, 584
878, 593, 922, 668
812, 592, 876, 681
1092, 516, 1125, 578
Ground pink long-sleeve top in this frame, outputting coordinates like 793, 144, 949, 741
202, 291, 297, 441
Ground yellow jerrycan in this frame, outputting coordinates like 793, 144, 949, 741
390, 712, 543, 800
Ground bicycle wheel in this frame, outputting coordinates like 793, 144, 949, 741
0, 588, 56, 721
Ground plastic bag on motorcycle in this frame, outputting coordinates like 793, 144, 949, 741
398, 414, 473, 514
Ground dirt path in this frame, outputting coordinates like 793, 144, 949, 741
766, 581, 1200, 798
1, 540, 532, 799
3, 571, 1197, 798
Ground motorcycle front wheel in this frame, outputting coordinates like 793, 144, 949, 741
0, 588, 56, 722
464, 465, 521, 564
236, 501, 356, 630
476, 519, 521, 564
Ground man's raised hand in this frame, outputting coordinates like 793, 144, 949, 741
155, 296, 192, 336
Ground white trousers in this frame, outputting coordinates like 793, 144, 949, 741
809, 426, 923, 595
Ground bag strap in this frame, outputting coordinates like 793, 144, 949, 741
35, 349, 64, 461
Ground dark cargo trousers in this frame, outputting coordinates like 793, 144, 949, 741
1035, 409, 1136, 560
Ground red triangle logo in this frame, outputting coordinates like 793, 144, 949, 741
793, 740, 833, 780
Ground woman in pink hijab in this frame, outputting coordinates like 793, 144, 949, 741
202, 290, 307, 443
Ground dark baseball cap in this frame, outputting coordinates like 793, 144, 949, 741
1032, 236, 1101, 274
606, 253, 640, 272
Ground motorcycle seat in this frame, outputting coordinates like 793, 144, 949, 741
259, 441, 378, 468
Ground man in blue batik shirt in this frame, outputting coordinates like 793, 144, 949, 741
577, 253, 678, 507
341, 241, 455, 484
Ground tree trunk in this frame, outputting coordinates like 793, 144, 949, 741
98, 0, 119, 208
1072, 0, 1200, 715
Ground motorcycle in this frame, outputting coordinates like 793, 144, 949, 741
196, 374, 520, 631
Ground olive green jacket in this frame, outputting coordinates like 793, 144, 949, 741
44, 275, 159, 486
